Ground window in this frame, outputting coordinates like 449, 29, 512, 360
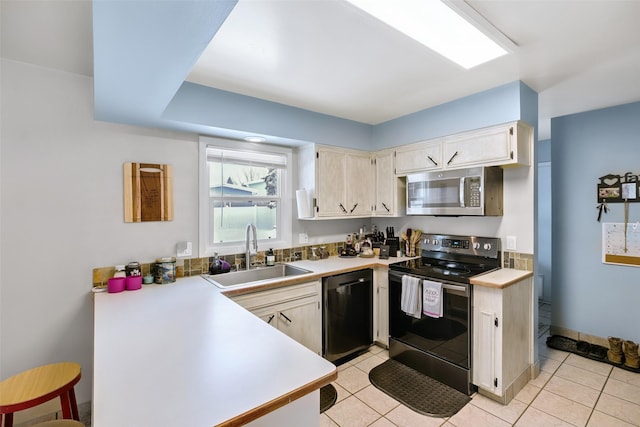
199, 137, 292, 257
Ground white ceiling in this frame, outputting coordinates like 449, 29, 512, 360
186, 0, 640, 139
3, 0, 640, 141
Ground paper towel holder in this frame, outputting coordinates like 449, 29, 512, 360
296, 189, 313, 219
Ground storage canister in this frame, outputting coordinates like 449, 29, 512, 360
154, 257, 176, 284
125, 261, 141, 276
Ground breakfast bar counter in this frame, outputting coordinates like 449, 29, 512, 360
93, 276, 337, 427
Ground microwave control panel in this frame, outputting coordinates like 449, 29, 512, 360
465, 177, 482, 207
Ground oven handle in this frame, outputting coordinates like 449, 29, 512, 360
389, 271, 469, 294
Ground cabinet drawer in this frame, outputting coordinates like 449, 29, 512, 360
231, 280, 320, 311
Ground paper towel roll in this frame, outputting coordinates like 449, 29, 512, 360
296, 189, 312, 219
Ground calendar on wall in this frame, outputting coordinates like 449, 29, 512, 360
602, 223, 640, 267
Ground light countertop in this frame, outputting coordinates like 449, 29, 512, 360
470, 268, 534, 289
93, 255, 532, 426
93, 276, 336, 427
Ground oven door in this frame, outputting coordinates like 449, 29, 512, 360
388, 270, 471, 369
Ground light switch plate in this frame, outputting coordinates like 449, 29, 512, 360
299, 233, 309, 244
506, 236, 517, 251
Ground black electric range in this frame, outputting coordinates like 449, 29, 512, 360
389, 234, 501, 283
387, 234, 501, 395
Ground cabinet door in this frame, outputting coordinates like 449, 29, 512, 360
395, 141, 442, 175
255, 308, 278, 328
276, 297, 322, 355
473, 285, 503, 396
316, 148, 347, 217
473, 308, 498, 393
374, 151, 395, 216
345, 152, 373, 216
373, 268, 389, 347
444, 125, 513, 168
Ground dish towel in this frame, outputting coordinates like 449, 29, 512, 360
422, 280, 443, 318
401, 275, 422, 319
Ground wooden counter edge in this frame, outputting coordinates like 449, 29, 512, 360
215, 368, 338, 427
470, 270, 533, 289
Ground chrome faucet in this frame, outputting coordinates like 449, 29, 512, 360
245, 223, 257, 270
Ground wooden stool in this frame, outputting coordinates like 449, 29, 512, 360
0, 362, 81, 427
33, 421, 84, 427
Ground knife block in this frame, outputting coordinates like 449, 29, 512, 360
385, 237, 399, 257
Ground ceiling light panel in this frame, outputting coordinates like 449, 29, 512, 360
345, 0, 510, 69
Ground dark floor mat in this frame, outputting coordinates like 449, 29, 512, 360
320, 384, 337, 413
546, 335, 640, 373
369, 359, 471, 417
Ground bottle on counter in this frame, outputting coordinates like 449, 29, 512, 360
113, 265, 126, 278
209, 253, 222, 275
266, 248, 275, 266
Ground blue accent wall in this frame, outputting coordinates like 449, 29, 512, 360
164, 82, 373, 149
551, 101, 640, 340
371, 81, 524, 150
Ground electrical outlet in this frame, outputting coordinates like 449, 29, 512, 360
177, 241, 192, 257
506, 236, 517, 251
299, 233, 309, 244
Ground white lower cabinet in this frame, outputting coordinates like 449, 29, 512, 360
373, 267, 389, 347
472, 276, 533, 403
231, 281, 322, 355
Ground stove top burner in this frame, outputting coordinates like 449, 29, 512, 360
389, 234, 501, 283
389, 256, 498, 283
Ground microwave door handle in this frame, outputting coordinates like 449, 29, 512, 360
460, 177, 466, 207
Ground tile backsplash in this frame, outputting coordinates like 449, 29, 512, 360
503, 251, 534, 271
93, 245, 535, 287
92, 242, 344, 287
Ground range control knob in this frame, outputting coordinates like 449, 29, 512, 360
473, 242, 480, 250
483, 243, 492, 250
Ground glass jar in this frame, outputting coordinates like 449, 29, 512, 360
125, 261, 141, 277
154, 257, 176, 284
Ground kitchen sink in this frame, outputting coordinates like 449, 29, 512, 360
203, 264, 313, 288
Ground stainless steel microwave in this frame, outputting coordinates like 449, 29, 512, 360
406, 167, 503, 216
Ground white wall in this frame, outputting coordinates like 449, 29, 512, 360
1, 59, 201, 402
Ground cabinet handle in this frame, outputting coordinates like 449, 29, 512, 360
279, 312, 292, 323
427, 155, 438, 166
447, 151, 459, 165
381, 202, 390, 212
266, 314, 275, 324
494, 378, 498, 387
350, 203, 358, 213
338, 203, 347, 213
494, 317, 499, 327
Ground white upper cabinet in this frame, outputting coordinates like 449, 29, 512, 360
298, 144, 373, 219
373, 149, 404, 217
394, 121, 533, 175
443, 121, 532, 169
316, 148, 348, 217
296, 121, 532, 220
345, 151, 374, 216
394, 140, 442, 175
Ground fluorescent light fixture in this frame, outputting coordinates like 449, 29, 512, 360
345, 0, 515, 69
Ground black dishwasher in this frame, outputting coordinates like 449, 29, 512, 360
322, 269, 373, 363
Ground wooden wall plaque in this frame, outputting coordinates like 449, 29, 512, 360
124, 163, 173, 222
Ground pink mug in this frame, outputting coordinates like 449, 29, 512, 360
107, 277, 126, 293
125, 275, 142, 291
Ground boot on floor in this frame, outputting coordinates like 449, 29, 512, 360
623, 340, 639, 369
607, 336, 624, 364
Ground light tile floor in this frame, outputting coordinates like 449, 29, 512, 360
321, 334, 640, 427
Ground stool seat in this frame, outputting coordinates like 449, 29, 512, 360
0, 362, 81, 427
33, 421, 84, 427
